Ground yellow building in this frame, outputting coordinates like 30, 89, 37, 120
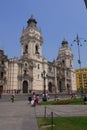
76, 68, 87, 92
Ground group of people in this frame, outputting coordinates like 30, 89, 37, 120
28, 92, 40, 107
10, 91, 49, 105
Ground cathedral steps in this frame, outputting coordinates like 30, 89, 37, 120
0, 94, 28, 102
0, 93, 81, 102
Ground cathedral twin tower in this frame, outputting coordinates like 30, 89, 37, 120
0, 16, 76, 94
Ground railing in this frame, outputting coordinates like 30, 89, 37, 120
35, 103, 87, 130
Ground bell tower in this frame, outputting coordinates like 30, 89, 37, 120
19, 16, 48, 93
57, 39, 73, 68
20, 15, 43, 59
55, 39, 76, 93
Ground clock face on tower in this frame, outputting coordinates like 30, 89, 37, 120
29, 29, 35, 33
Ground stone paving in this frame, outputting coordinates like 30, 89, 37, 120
0, 101, 38, 130
0, 100, 87, 130
35, 105, 87, 117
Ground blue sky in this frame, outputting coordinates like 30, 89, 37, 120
0, 0, 87, 69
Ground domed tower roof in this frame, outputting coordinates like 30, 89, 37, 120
61, 38, 68, 48
56, 38, 73, 60
27, 15, 37, 27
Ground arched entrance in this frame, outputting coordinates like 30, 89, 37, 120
23, 81, 28, 93
48, 82, 52, 93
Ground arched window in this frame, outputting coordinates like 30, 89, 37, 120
35, 44, 39, 54
62, 60, 65, 64
25, 45, 28, 53
38, 64, 40, 69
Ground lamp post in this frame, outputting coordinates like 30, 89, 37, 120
41, 70, 47, 101
84, 0, 87, 9
72, 34, 87, 98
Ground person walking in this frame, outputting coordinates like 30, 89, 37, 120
28, 90, 32, 103
11, 94, 15, 103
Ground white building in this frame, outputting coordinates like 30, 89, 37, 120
0, 16, 76, 94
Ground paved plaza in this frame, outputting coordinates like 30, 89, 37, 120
0, 100, 87, 130
35, 104, 87, 117
0, 101, 38, 130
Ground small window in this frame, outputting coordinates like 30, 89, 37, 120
83, 74, 86, 78
2, 61, 4, 64
25, 63, 27, 67
38, 74, 39, 79
38, 64, 40, 69
62, 60, 65, 64
1, 72, 3, 78
79, 75, 82, 79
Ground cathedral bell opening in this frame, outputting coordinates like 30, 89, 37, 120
23, 81, 28, 93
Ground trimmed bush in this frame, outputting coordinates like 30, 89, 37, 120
52, 100, 69, 105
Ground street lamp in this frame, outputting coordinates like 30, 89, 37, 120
41, 70, 47, 101
72, 34, 87, 98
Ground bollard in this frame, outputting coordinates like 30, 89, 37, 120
44, 106, 46, 118
51, 112, 53, 130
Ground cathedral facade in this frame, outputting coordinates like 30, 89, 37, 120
0, 16, 76, 95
